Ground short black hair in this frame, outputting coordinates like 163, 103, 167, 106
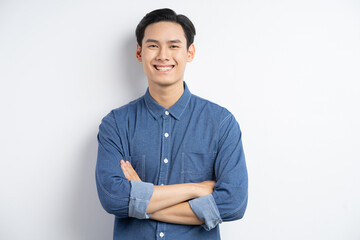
136, 8, 196, 49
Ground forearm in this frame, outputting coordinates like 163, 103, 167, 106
150, 202, 204, 225
146, 183, 197, 214
121, 160, 214, 215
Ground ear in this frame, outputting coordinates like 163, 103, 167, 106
186, 43, 195, 62
136, 44, 142, 62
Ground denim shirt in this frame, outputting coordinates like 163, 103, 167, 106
96, 82, 248, 240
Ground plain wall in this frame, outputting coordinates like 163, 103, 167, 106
1, 0, 359, 239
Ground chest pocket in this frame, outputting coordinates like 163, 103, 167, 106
124, 155, 146, 181
181, 152, 216, 183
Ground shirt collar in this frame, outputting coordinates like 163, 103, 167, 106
144, 81, 192, 120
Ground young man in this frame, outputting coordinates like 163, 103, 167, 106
96, 8, 248, 240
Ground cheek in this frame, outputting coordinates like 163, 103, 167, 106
141, 60, 151, 72
141, 51, 153, 61
141, 56, 153, 68
174, 59, 184, 67
174, 53, 188, 65
143, 63, 153, 73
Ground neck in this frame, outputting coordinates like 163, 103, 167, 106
148, 81, 184, 109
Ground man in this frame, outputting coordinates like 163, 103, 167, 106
96, 8, 248, 239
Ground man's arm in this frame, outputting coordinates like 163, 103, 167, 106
96, 111, 214, 220
188, 113, 248, 231
120, 114, 248, 230
150, 202, 204, 225
121, 160, 215, 215
121, 160, 209, 225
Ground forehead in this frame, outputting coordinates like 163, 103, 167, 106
143, 21, 186, 43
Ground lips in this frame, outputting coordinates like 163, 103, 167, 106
153, 65, 174, 72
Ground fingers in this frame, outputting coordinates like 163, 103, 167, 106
125, 161, 142, 181
121, 160, 132, 179
120, 160, 142, 182
120, 160, 130, 179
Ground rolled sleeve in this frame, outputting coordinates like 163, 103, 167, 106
189, 194, 222, 231
129, 180, 154, 219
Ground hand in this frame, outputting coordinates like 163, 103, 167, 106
195, 180, 216, 197
120, 160, 142, 181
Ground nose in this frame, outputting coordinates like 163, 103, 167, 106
156, 47, 169, 61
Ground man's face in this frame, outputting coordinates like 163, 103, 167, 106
136, 21, 195, 88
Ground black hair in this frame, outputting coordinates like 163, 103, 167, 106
135, 8, 196, 49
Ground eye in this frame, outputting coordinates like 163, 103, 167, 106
170, 45, 179, 49
148, 44, 158, 48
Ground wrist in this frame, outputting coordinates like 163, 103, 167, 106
189, 183, 200, 198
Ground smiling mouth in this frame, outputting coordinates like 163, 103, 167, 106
153, 65, 175, 72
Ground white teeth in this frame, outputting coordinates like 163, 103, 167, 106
156, 66, 173, 71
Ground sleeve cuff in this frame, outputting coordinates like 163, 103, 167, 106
189, 194, 223, 231
128, 180, 154, 219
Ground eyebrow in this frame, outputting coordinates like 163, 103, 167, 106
145, 39, 182, 44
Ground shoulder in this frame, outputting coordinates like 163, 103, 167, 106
190, 93, 234, 126
100, 95, 145, 126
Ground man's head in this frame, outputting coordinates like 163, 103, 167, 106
135, 9, 196, 88
136, 8, 196, 50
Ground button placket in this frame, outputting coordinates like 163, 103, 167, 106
158, 115, 170, 186
156, 115, 169, 240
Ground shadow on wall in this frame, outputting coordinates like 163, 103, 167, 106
67, 131, 113, 240
67, 34, 146, 239
121, 34, 148, 99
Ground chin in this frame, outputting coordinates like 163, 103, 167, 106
149, 78, 182, 87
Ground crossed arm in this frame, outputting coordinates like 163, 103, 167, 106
97, 112, 247, 229
120, 160, 215, 225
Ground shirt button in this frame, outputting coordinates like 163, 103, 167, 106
164, 132, 169, 138
165, 111, 169, 115
164, 158, 168, 164
160, 232, 164, 238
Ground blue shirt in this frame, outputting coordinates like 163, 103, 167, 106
96, 82, 248, 240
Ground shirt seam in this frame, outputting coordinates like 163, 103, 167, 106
216, 113, 232, 150
220, 195, 247, 218
129, 197, 150, 202
144, 95, 158, 119
110, 110, 122, 141
219, 113, 232, 128
177, 93, 192, 119
208, 194, 221, 218
96, 170, 129, 201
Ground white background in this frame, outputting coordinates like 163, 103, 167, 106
1, 0, 359, 239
